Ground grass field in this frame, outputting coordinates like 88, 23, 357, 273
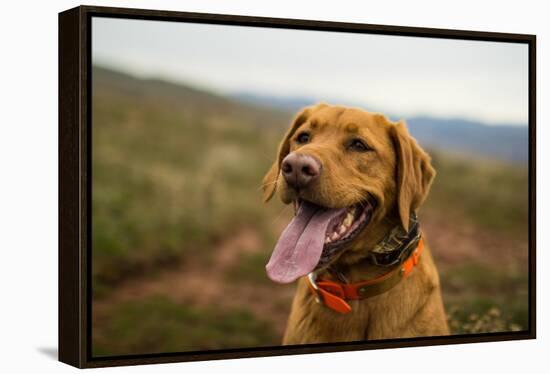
91, 66, 529, 356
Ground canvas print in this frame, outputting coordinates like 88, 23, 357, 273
90, 17, 529, 357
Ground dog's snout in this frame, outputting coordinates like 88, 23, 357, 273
281, 153, 321, 189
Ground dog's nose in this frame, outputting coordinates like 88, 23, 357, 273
281, 153, 322, 189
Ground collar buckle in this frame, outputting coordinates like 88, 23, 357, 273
307, 271, 352, 313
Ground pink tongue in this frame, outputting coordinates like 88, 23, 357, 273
266, 201, 346, 284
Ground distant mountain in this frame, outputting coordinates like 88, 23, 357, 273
230, 91, 372, 113
230, 92, 318, 112
230, 91, 528, 164
406, 117, 528, 163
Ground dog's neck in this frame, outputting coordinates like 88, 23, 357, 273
329, 211, 420, 281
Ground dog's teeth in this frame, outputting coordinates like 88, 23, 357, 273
338, 225, 346, 234
331, 232, 339, 241
343, 212, 354, 226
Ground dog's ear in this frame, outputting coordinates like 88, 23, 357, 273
262, 107, 312, 202
390, 120, 436, 231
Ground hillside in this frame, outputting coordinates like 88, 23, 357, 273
93, 66, 291, 129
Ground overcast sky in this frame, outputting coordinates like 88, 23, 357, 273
92, 17, 528, 125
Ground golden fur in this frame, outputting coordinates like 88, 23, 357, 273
263, 103, 449, 343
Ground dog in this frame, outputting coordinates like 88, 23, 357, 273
262, 103, 449, 344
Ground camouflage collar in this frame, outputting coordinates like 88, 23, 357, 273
368, 213, 421, 267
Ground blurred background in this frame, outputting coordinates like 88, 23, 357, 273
91, 17, 529, 357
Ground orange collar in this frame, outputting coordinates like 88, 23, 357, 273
307, 238, 424, 314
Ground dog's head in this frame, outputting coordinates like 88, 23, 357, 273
263, 103, 435, 283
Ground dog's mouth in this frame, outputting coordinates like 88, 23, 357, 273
265, 198, 375, 284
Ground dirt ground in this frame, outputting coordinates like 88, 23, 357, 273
92, 209, 528, 345
93, 228, 296, 340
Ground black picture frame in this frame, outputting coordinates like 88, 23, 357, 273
58, 5, 537, 368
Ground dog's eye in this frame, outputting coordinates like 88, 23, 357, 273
296, 132, 310, 144
348, 139, 369, 152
